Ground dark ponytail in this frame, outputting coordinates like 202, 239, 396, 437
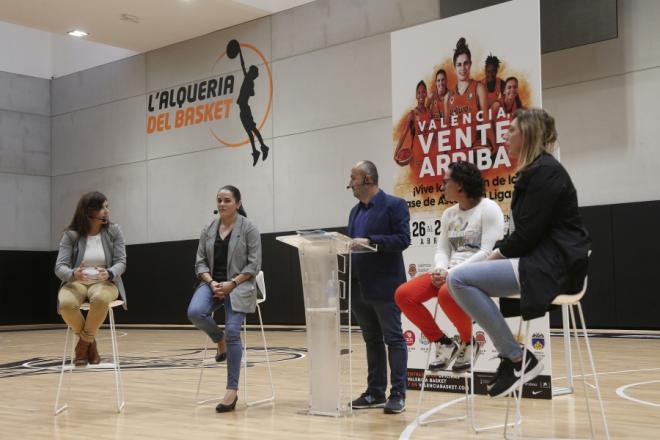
219, 185, 247, 217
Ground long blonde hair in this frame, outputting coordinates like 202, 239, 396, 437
512, 108, 557, 173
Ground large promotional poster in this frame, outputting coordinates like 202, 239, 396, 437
391, 0, 552, 398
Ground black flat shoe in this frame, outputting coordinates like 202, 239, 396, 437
215, 396, 238, 413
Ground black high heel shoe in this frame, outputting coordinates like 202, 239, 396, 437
215, 396, 238, 413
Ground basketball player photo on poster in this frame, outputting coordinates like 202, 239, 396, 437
390, 0, 553, 398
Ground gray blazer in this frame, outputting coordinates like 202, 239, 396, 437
54, 223, 128, 310
195, 215, 262, 314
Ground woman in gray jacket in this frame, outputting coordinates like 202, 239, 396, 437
54, 191, 127, 367
187, 185, 262, 413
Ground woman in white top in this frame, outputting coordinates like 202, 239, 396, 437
54, 191, 127, 367
395, 161, 503, 372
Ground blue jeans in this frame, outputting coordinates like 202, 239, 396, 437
446, 259, 522, 360
187, 284, 245, 390
351, 280, 408, 398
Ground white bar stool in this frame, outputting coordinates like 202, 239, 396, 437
504, 254, 610, 439
195, 271, 275, 407
54, 299, 125, 415
416, 300, 520, 433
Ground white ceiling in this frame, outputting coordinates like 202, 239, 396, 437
0, 0, 313, 53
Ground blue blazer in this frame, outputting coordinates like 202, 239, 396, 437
348, 190, 411, 302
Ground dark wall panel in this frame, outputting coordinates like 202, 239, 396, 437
113, 240, 199, 324
612, 201, 660, 329
439, 0, 618, 54
0, 251, 58, 325
550, 205, 618, 329
1, 202, 659, 329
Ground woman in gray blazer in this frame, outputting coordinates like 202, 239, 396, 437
54, 191, 127, 367
187, 185, 262, 413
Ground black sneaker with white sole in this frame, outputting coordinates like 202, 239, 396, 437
488, 351, 544, 398
351, 392, 386, 409
383, 393, 406, 414
485, 355, 507, 392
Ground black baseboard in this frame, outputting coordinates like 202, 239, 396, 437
0, 251, 60, 324
1, 201, 659, 329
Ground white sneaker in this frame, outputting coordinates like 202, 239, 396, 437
451, 342, 472, 372
429, 340, 458, 371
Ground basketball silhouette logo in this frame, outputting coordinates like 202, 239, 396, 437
213, 39, 272, 166
226, 39, 241, 59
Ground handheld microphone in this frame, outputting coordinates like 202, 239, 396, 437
213, 209, 219, 214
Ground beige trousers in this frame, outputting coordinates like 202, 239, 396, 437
58, 281, 119, 342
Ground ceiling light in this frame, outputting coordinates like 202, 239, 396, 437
67, 29, 88, 38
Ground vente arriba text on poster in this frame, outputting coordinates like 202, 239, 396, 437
415, 106, 513, 178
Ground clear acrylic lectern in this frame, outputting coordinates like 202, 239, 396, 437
277, 231, 376, 416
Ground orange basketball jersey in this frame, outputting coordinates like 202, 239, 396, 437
447, 80, 480, 118
482, 78, 503, 108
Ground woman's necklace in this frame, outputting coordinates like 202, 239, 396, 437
219, 221, 234, 239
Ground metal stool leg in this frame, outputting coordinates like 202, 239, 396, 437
195, 310, 224, 405
415, 304, 437, 424
569, 304, 595, 438
108, 307, 125, 413
506, 304, 607, 439
467, 336, 519, 433
415, 301, 466, 426
246, 303, 275, 407
54, 300, 126, 414
571, 303, 610, 440
576, 303, 609, 439
553, 304, 575, 396
504, 317, 527, 439
194, 335, 208, 402
54, 326, 74, 415
502, 304, 608, 440
195, 335, 223, 404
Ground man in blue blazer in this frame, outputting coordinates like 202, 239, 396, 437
347, 160, 411, 414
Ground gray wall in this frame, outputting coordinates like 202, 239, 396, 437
49, 0, 441, 247
0, 71, 50, 250
543, 0, 660, 206
3, 0, 659, 251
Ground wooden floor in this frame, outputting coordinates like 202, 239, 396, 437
1, 327, 659, 439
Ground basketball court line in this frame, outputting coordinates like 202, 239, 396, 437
616, 380, 660, 408
399, 367, 660, 439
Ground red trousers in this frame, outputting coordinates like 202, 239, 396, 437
394, 272, 472, 343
